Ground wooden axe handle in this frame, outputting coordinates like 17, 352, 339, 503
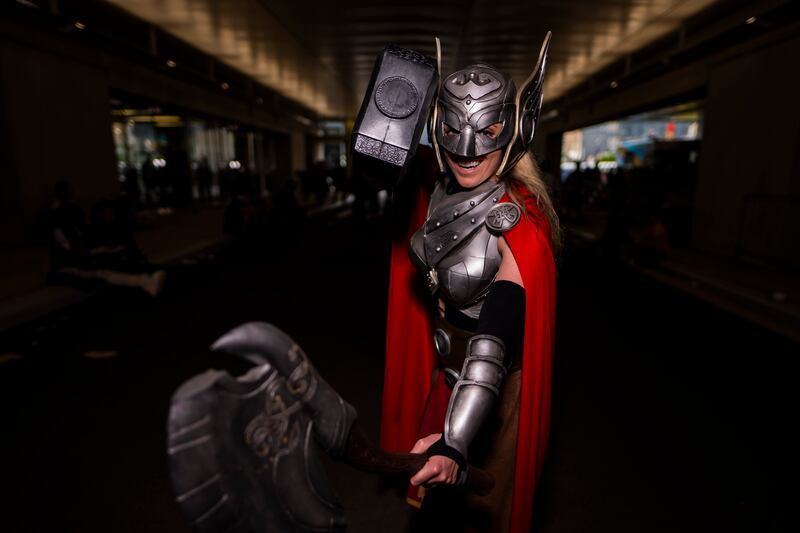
343, 424, 495, 496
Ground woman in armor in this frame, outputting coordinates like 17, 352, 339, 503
380, 34, 560, 533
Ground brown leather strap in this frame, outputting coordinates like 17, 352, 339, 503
435, 315, 521, 374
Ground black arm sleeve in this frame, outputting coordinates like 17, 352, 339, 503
477, 280, 526, 367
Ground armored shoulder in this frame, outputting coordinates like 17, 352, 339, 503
485, 201, 522, 234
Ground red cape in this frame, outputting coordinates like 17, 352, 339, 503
380, 181, 557, 533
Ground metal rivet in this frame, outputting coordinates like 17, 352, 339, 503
470, 218, 476, 224
435, 246, 442, 252
453, 210, 459, 217
452, 235, 458, 240
470, 201, 475, 206
492, 197, 498, 203
436, 221, 441, 227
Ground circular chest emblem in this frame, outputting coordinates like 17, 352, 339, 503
374, 76, 419, 119
486, 203, 521, 233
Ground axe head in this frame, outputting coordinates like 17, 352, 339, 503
167, 363, 347, 532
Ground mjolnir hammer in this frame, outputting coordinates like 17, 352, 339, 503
166, 322, 493, 532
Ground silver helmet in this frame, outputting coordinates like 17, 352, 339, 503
432, 32, 552, 176
435, 65, 516, 159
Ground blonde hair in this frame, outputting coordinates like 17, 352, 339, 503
504, 152, 562, 253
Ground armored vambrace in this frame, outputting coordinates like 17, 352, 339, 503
443, 334, 506, 463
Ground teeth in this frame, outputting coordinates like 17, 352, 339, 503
458, 159, 483, 169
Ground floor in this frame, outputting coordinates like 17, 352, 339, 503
0, 213, 795, 532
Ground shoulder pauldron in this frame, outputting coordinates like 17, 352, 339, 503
485, 202, 521, 233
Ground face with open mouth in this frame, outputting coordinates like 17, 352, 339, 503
441, 121, 505, 188
444, 149, 503, 189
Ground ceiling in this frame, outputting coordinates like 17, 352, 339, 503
105, 0, 722, 118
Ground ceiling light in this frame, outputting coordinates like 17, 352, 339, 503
221, 82, 230, 90
74, 21, 86, 30
166, 59, 177, 68
745, 16, 757, 24
610, 80, 619, 89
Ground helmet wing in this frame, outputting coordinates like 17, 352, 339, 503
430, 36, 447, 172
498, 31, 552, 175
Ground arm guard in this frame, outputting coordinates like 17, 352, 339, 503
443, 334, 506, 462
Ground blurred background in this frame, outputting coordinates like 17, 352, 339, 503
0, 0, 797, 532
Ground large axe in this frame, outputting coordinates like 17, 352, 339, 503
167, 322, 494, 532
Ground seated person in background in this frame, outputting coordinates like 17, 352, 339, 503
48, 180, 166, 297
88, 197, 147, 266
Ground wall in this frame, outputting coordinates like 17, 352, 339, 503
692, 35, 800, 267
0, 41, 117, 244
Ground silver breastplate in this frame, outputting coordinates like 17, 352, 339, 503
409, 179, 505, 320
